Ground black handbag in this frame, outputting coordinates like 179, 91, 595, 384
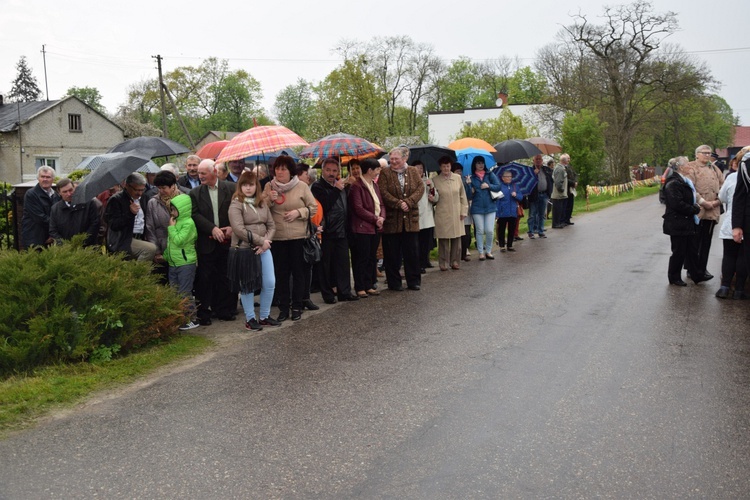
302, 214, 321, 264
227, 230, 263, 294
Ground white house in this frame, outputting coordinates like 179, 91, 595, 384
428, 103, 554, 147
0, 95, 124, 183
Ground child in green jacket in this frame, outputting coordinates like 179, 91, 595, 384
164, 194, 199, 330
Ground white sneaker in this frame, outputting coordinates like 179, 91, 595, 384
179, 321, 199, 331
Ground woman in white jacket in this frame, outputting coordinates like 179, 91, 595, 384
716, 161, 747, 299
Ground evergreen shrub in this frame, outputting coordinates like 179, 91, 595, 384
0, 238, 186, 376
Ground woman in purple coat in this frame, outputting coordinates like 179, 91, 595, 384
348, 158, 385, 298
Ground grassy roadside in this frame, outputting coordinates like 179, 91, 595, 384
0, 334, 213, 438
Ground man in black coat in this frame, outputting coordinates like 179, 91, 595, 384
49, 178, 99, 246
105, 173, 157, 261
21, 166, 61, 249
311, 158, 356, 303
190, 159, 237, 325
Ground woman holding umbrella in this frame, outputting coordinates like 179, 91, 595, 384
469, 157, 501, 260
495, 170, 523, 252
263, 156, 318, 321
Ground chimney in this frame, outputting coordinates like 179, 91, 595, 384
496, 92, 508, 108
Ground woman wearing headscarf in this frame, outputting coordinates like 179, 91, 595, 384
263, 155, 317, 321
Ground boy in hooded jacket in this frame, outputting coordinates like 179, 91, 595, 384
165, 194, 199, 330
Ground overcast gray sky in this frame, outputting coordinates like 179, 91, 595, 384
2, 0, 748, 136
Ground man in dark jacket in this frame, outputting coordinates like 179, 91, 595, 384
49, 178, 99, 246
527, 154, 553, 238
105, 173, 157, 261
177, 155, 201, 190
21, 166, 61, 249
190, 159, 237, 325
311, 157, 356, 303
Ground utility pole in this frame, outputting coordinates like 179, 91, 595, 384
153, 54, 168, 138
41, 44, 49, 101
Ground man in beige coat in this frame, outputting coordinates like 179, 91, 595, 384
432, 156, 469, 270
681, 145, 724, 279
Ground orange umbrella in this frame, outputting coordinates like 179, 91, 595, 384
448, 138, 496, 152
195, 140, 229, 160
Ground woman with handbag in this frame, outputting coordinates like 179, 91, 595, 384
469, 157, 501, 260
348, 158, 385, 298
263, 156, 318, 322
229, 171, 278, 330
495, 170, 523, 253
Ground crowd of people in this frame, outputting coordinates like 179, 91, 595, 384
20, 147, 583, 332
662, 144, 750, 299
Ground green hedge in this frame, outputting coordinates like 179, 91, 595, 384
0, 239, 187, 376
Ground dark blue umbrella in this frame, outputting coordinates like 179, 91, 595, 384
494, 162, 538, 197
456, 148, 497, 177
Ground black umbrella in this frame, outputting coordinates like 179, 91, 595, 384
408, 145, 457, 172
108, 136, 189, 158
72, 150, 154, 204
492, 139, 543, 164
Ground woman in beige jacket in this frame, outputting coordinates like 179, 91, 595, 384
432, 156, 469, 270
262, 156, 317, 321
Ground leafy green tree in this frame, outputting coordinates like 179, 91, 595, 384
66, 86, 104, 113
8, 56, 42, 102
507, 67, 548, 104
274, 79, 315, 138
309, 59, 388, 142
454, 109, 535, 145
560, 109, 606, 188
428, 57, 485, 111
536, 1, 715, 181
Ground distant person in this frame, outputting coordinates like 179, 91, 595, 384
453, 162, 473, 261
216, 162, 230, 181
348, 158, 385, 297
468, 156, 501, 261
527, 154, 553, 238
48, 178, 99, 246
21, 166, 61, 249
551, 159, 568, 229
413, 160, 437, 273
145, 171, 181, 268
715, 156, 747, 299
559, 153, 577, 225
177, 155, 201, 190
296, 162, 322, 310
495, 170, 523, 253
227, 160, 246, 183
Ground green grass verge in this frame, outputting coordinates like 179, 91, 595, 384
0, 334, 213, 438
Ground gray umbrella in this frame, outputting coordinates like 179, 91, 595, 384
76, 153, 161, 173
72, 150, 154, 204
108, 136, 189, 158
492, 139, 543, 164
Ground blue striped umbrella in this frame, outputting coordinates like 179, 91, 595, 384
493, 162, 538, 197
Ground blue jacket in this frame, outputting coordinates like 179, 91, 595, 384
495, 182, 522, 218
469, 171, 501, 214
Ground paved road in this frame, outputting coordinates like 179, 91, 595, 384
2, 194, 750, 499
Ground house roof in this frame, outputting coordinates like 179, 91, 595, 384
0, 99, 61, 132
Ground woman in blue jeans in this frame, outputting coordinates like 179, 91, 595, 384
228, 171, 279, 331
469, 157, 501, 260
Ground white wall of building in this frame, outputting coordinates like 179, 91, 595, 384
428, 105, 554, 146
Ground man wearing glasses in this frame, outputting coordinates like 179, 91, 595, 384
682, 145, 724, 281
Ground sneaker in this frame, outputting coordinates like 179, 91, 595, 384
260, 317, 282, 326
244, 318, 263, 331
179, 321, 199, 331
538, 233, 547, 238
528, 233, 535, 239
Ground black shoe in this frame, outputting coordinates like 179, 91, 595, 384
692, 274, 712, 284
407, 285, 421, 291
339, 294, 359, 301
715, 286, 730, 298
565, 221, 574, 225
260, 317, 282, 326
291, 309, 302, 321
218, 314, 237, 321
245, 318, 263, 331
506, 247, 516, 252
421, 268, 427, 274
425, 263, 434, 268
552, 225, 564, 229
733, 291, 748, 300
323, 297, 337, 304
277, 310, 289, 322
704, 272, 714, 280
389, 286, 404, 291
514, 236, 523, 241
198, 317, 212, 326
302, 299, 320, 310
669, 280, 688, 287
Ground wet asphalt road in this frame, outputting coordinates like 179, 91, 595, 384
2, 194, 750, 499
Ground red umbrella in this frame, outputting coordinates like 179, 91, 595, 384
299, 133, 383, 159
215, 126, 308, 163
195, 140, 229, 160
526, 137, 562, 155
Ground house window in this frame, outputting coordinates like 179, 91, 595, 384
68, 113, 82, 132
35, 158, 57, 169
